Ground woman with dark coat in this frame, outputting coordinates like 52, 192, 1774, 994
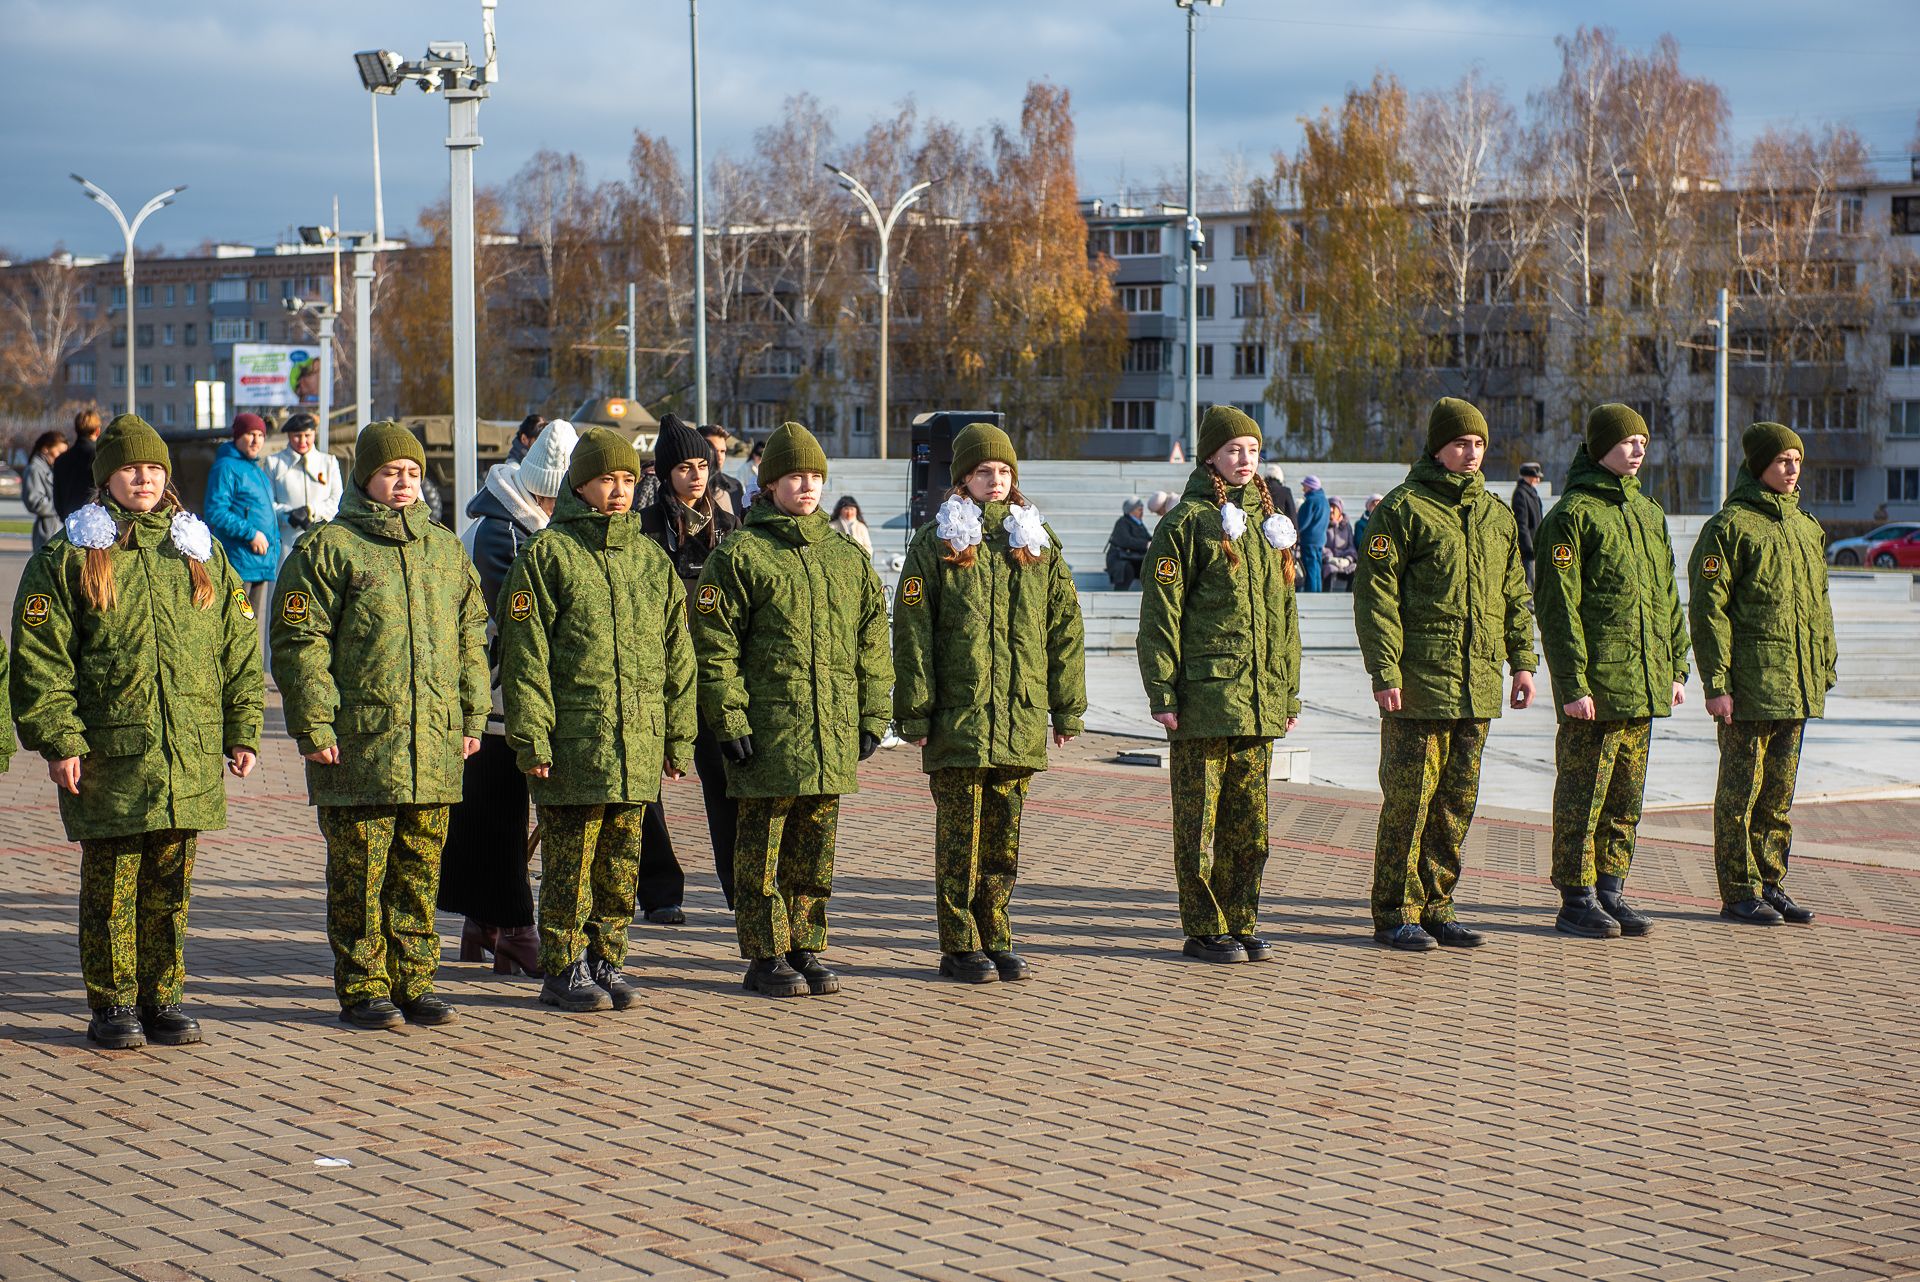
637, 414, 742, 911
439, 420, 576, 974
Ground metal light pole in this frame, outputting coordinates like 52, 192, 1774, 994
689, 0, 709, 424
1175, 0, 1221, 460
625, 281, 638, 401
1712, 286, 1730, 509
71, 175, 185, 421
353, 243, 375, 433
447, 82, 485, 528
316, 312, 337, 445
826, 166, 931, 459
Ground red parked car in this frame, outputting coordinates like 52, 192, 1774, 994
1864, 529, 1920, 568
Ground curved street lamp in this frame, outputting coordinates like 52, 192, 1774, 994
72, 175, 186, 421
825, 165, 932, 460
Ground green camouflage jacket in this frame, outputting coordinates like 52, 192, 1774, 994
1136, 468, 1301, 742
891, 502, 1087, 772
1687, 470, 1837, 720
689, 501, 892, 799
496, 490, 697, 805
10, 502, 264, 840
1353, 455, 1538, 720
270, 486, 489, 807
1534, 447, 1690, 721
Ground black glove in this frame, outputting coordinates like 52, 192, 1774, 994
858, 730, 881, 761
288, 506, 311, 530
720, 735, 755, 765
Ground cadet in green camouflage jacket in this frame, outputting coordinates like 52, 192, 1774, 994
1535, 405, 1690, 941
497, 428, 698, 1012
1687, 422, 1835, 927
892, 423, 1086, 984
690, 421, 892, 998
9, 415, 263, 1050
1354, 398, 1537, 952
1136, 406, 1302, 966
270, 422, 488, 1029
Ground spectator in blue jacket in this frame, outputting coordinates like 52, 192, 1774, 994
1295, 473, 1329, 592
204, 412, 281, 658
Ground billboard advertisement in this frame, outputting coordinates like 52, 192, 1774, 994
232, 343, 322, 408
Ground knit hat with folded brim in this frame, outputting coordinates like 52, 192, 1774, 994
1426, 397, 1488, 455
1742, 421, 1804, 477
951, 422, 1018, 481
353, 421, 427, 488
757, 421, 829, 489
92, 413, 172, 485
1198, 404, 1261, 460
568, 426, 642, 491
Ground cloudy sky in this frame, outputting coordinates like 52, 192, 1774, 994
5, 0, 1917, 259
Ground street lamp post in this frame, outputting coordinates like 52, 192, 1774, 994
298, 224, 377, 451
1175, 0, 1221, 461
71, 175, 185, 422
689, 0, 709, 425
825, 166, 931, 460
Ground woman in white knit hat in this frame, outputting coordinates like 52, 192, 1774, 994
440, 419, 578, 977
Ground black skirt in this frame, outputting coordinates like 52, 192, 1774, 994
438, 734, 535, 927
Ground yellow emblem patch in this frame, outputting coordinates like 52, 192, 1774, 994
1551, 543, 1574, 570
22, 594, 51, 628
1366, 533, 1391, 561
695, 585, 720, 615
1701, 554, 1722, 580
280, 590, 309, 623
508, 590, 534, 622
900, 576, 924, 608
1154, 556, 1178, 585
233, 587, 255, 620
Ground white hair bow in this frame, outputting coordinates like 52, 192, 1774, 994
936, 494, 983, 553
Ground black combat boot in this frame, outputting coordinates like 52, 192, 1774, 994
985, 949, 1031, 981
1373, 923, 1436, 952
1182, 934, 1248, 963
1762, 886, 1814, 923
786, 950, 841, 995
540, 960, 614, 1011
1596, 874, 1652, 936
137, 1004, 203, 1046
398, 992, 457, 1025
1427, 920, 1487, 948
339, 997, 406, 1029
1232, 934, 1275, 962
88, 1005, 146, 1050
1556, 889, 1623, 939
1719, 898, 1784, 926
939, 951, 998, 983
742, 956, 809, 998
589, 958, 639, 1009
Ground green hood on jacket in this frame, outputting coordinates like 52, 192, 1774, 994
1135, 466, 1301, 741
1534, 447, 1690, 721
1687, 469, 1836, 720
1353, 455, 1537, 719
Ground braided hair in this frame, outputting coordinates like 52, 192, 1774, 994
1207, 466, 1292, 580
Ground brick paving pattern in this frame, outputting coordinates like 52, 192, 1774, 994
2, 545, 1918, 1279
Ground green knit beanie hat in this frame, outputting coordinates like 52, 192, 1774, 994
1425, 397, 1488, 456
1585, 403, 1649, 460
567, 426, 642, 491
951, 422, 1018, 483
757, 421, 829, 489
1742, 421, 1805, 477
1197, 404, 1261, 461
92, 413, 171, 486
352, 420, 427, 488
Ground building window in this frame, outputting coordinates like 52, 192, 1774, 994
1231, 224, 1257, 258
282, 279, 296, 300
111, 285, 126, 308
1894, 196, 1920, 235
112, 364, 126, 387
1892, 333, 1920, 367
1232, 284, 1264, 319
1688, 402, 1716, 436
253, 281, 269, 302
164, 285, 176, 307
79, 285, 97, 305
1628, 336, 1660, 374
138, 363, 152, 387
136, 285, 153, 307
1108, 400, 1156, 431
1194, 285, 1214, 319
184, 323, 197, 346
160, 403, 177, 425
1232, 401, 1265, 427
1122, 339, 1168, 373
210, 279, 246, 303
66, 361, 95, 386
1232, 343, 1267, 378
1891, 401, 1920, 438
1107, 227, 1160, 256
162, 323, 175, 345
1194, 344, 1214, 377
162, 364, 176, 387
1836, 194, 1864, 235
184, 284, 197, 305
1889, 467, 1920, 503
211, 319, 251, 343
1809, 467, 1855, 505
1118, 285, 1162, 314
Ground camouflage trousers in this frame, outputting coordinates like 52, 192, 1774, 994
1370, 718, 1489, 930
537, 802, 645, 975
930, 767, 1034, 954
1713, 719, 1804, 903
734, 795, 839, 959
319, 805, 449, 1006
1170, 737, 1272, 937
77, 829, 196, 1010
1550, 718, 1653, 890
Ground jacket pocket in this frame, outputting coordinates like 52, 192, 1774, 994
87, 724, 154, 757
338, 704, 393, 736
1181, 652, 1240, 682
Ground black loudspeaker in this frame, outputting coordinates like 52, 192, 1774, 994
909, 410, 1002, 530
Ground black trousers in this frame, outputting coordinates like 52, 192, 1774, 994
438, 734, 535, 927
638, 719, 740, 910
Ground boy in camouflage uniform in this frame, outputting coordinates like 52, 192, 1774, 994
1355, 399, 1537, 952
497, 428, 697, 1012
1688, 422, 1835, 926
1535, 405, 1691, 939
690, 422, 893, 997
272, 422, 489, 1028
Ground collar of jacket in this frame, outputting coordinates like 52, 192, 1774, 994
1410, 453, 1486, 507
1726, 467, 1800, 522
550, 488, 639, 548
744, 500, 830, 547
1561, 445, 1640, 505
215, 440, 259, 467
1179, 465, 1268, 510
336, 483, 430, 543
102, 498, 174, 548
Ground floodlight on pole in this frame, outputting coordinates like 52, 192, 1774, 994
825, 165, 932, 460
1174, 0, 1222, 462
72, 174, 185, 422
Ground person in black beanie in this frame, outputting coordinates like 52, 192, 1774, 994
637, 413, 742, 913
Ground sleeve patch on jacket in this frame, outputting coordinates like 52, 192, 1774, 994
280, 591, 309, 623
695, 585, 719, 614
508, 590, 534, 621
233, 587, 255, 620
900, 576, 924, 607
21, 594, 50, 627
1550, 543, 1574, 570
1700, 554, 1722, 579
1366, 534, 1391, 560
1154, 556, 1178, 584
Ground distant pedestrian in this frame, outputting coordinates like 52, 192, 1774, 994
265, 413, 343, 559
1354, 493, 1383, 551
739, 440, 764, 506
507, 413, 546, 465
1321, 497, 1358, 589
1261, 463, 1297, 522
1146, 490, 1179, 517
9, 414, 264, 1049
700, 422, 745, 514
830, 496, 874, 556
1296, 475, 1329, 592
23, 430, 66, 550
51, 407, 102, 519
1105, 497, 1151, 590
1513, 461, 1544, 589
203, 413, 281, 661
